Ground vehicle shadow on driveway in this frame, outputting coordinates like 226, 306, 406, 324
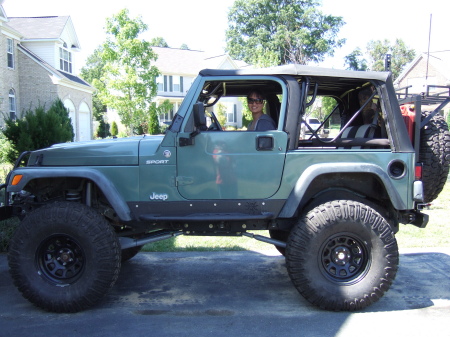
0, 250, 449, 337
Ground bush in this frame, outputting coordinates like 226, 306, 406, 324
0, 217, 19, 252
111, 121, 118, 137
2, 99, 74, 164
96, 119, 111, 138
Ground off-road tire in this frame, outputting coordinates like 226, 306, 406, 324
286, 200, 399, 311
8, 202, 121, 313
420, 110, 450, 202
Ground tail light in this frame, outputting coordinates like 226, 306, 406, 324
415, 163, 422, 180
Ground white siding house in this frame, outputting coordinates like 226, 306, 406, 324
151, 47, 249, 129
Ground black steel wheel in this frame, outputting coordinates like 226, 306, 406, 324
319, 233, 369, 283
286, 200, 399, 311
36, 234, 85, 285
8, 202, 121, 313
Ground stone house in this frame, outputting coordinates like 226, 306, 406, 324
0, 4, 94, 141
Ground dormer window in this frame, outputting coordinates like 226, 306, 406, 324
7, 38, 14, 69
59, 44, 72, 73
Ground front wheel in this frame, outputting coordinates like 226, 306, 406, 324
8, 202, 121, 313
286, 200, 399, 311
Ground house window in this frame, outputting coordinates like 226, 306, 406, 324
9, 89, 16, 120
163, 75, 173, 92
7, 38, 14, 69
227, 104, 237, 123
173, 76, 184, 92
156, 75, 164, 91
160, 108, 174, 124
59, 47, 72, 73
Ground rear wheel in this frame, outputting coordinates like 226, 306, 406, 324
8, 202, 121, 313
286, 200, 398, 311
420, 110, 450, 202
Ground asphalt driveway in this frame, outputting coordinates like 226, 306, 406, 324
1, 248, 449, 337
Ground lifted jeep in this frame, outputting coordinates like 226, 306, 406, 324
1, 65, 449, 312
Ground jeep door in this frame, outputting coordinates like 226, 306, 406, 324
176, 77, 288, 200
177, 130, 288, 199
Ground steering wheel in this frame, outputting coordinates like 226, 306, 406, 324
207, 111, 223, 131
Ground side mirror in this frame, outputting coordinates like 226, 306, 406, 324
193, 102, 207, 130
179, 102, 206, 147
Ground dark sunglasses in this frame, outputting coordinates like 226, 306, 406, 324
247, 98, 264, 104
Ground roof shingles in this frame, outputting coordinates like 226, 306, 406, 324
6, 16, 69, 40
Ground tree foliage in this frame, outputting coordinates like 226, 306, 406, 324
366, 39, 416, 79
215, 103, 227, 127
344, 47, 368, 71
80, 47, 108, 123
2, 99, 74, 164
94, 9, 160, 135
111, 121, 118, 136
150, 37, 169, 47
226, 0, 345, 66
345, 39, 416, 80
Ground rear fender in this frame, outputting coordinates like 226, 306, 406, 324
278, 163, 407, 218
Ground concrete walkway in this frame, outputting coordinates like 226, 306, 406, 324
1, 248, 449, 337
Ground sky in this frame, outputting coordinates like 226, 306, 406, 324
2, 0, 449, 73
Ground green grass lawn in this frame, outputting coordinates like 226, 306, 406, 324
395, 180, 450, 249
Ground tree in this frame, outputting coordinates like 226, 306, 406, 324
150, 37, 169, 48
2, 99, 74, 164
215, 103, 227, 127
226, 0, 345, 66
344, 47, 368, 71
94, 9, 160, 135
96, 119, 111, 138
180, 44, 189, 50
80, 47, 110, 138
366, 39, 416, 80
80, 47, 107, 120
240, 98, 253, 128
111, 121, 118, 137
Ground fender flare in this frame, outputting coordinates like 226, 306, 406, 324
6, 167, 133, 221
278, 162, 407, 218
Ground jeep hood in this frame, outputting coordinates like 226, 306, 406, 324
28, 135, 164, 166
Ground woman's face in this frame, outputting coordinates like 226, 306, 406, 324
247, 94, 265, 115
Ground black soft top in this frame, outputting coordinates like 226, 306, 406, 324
199, 64, 390, 83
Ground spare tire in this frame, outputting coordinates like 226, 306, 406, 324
420, 110, 450, 202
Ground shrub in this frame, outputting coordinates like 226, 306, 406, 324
111, 121, 118, 136
2, 99, 74, 164
0, 218, 19, 252
96, 119, 111, 138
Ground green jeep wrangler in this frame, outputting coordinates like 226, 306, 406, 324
1, 65, 449, 313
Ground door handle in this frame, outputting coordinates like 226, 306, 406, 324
256, 136, 274, 151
